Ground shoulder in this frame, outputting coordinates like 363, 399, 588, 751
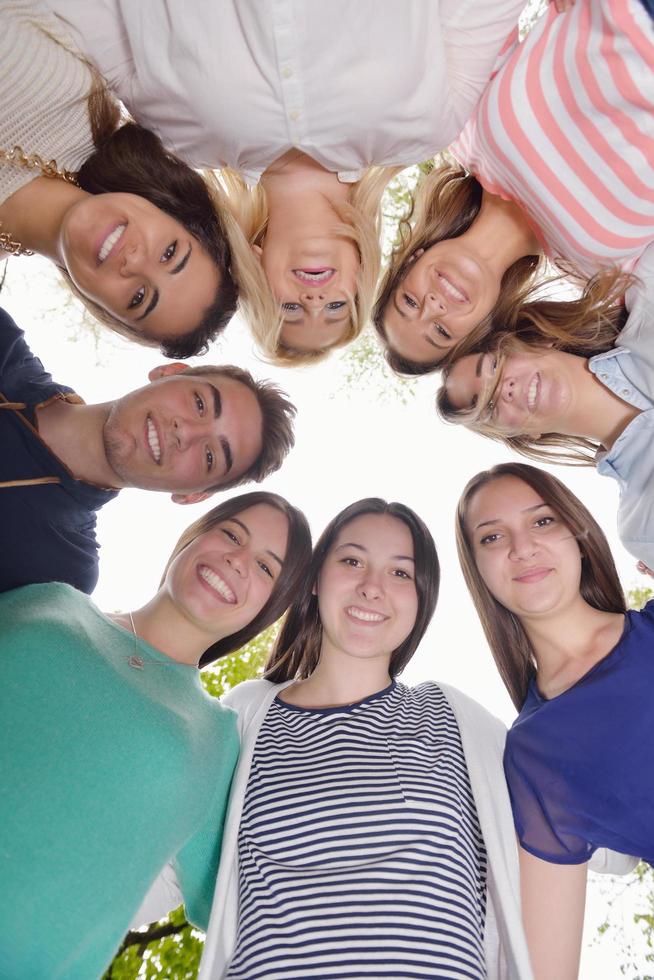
221, 677, 282, 713
436, 681, 507, 737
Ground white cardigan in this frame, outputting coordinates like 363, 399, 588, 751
136, 678, 637, 978
136, 678, 533, 979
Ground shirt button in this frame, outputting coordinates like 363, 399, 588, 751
600, 373, 609, 381
621, 388, 631, 396
281, 66, 293, 79
289, 109, 301, 121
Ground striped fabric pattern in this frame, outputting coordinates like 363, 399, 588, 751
451, 0, 654, 275
227, 681, 487, 980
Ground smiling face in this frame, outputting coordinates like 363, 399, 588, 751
444, 349, 575, 436
316, 513, 419, 667
465, 476, 583, 621
382, 241, 503, 365
102, 365, 263, 501
59, 193, 220, 341
256, 234, 359, 353
164, 503, 289, 637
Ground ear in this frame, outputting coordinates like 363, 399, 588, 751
409, 248, 425, 263
171, 490, 212, 506
148, 362, 189, 383
250, 244, 263, 262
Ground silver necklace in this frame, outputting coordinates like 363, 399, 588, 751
125, 612, 193, 670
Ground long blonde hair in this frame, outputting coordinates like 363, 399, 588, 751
221, 166, 397, 365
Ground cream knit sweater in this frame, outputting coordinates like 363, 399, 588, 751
0, 0, 95, 207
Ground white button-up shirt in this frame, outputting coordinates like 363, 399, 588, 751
44, 0, 527, 180
592, 245, 654, 568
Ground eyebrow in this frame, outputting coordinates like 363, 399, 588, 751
474, 503, 550, 531
220, 436, 233, 475
334, 542, 415, 562
228, 517, 283, 567
209, 384, 222, 419
135, 245, 192, 321
172, 244, 192, 276
475, 353, 485, 377
136, 289, 159, 322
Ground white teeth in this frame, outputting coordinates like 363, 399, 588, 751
293, 269, 333, 283
199, 566, 236, 603
346, 606, 385, 623
98, 224, 126, 262
437, 273, 466, 303
527, 376, 539, 411
147, 418, 161, 463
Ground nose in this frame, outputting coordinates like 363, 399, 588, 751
224, 550, 247, 578
170, 417, 204, 451
119, 241, 143, 277
357, 571, 384, 602
423, 291, 447, 316
300, 290, 327, 305
501, 376, 516, 401
508, 530, 539, 562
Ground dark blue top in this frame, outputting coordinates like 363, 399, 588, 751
0, 308, 117, 594
504, 600, 654, 865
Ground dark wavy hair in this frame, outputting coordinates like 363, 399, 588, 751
265, 498, 440, 682
160, 491, 312, 667
70, 91, 237, 356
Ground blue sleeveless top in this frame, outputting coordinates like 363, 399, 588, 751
504, 599, 654, 865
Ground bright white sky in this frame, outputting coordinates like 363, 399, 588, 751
3, 251, 648, 976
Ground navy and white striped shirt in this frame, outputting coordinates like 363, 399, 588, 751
227, 681, 487, 979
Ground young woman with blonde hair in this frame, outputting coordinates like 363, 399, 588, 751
456, 462, 642, 979
0, 490, 311, 977
40, 0, 533, 363
375, 0, 654, 376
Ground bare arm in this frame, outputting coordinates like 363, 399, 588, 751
519, 845, 587, 980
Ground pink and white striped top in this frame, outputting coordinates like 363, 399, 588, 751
451, 0, 654, 276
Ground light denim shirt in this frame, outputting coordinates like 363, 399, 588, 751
591, 244, 654, 567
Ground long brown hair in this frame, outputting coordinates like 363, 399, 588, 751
455, 463, 626, 710
161, 492, 312, 667
372, 164, 543, 376
74, 115, 238, 357
436, 269, 631, 466
265, 498, 440, 683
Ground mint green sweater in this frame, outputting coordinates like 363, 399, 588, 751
0, 583, 239, 979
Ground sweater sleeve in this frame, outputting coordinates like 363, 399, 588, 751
173, 721, 241, 931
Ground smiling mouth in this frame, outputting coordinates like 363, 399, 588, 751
436, 271, 468, 304
98, 224, 126, 263
198, 565, 237, 603
527, 373, 540, 412
146, 416, 161, 464
292, 268, 336, 285
346, 605, 387, 624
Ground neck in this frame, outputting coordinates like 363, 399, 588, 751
282, 642, 393, 709
520, 596, 624, 698
113, 594, 226, 667
0, 177, 87, 262
557, 355, 641, 449
36, 397, 124, 489
461, 190, 541, 276
262, 151, 350, 237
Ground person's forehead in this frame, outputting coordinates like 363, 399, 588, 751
334, 513, 413, 551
